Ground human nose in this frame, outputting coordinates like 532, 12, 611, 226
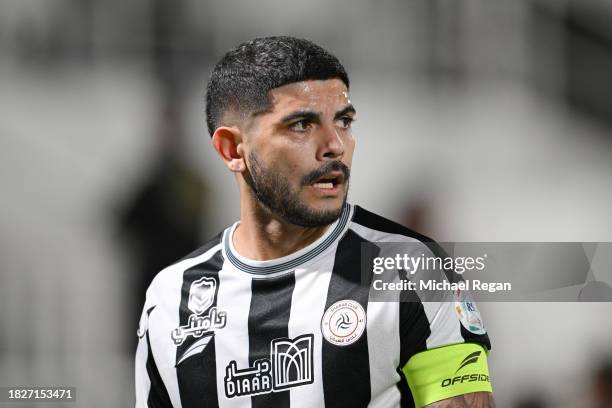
316, 123, 344, 160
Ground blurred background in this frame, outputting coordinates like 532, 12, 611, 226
1, 0, 612, 406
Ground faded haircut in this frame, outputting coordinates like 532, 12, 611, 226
205, 36, 349, 136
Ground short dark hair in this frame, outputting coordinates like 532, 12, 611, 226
205, 36, 349, 136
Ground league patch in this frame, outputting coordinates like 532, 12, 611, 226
455, 301, 486, 335
321, 299, 366, 346
224, 334, 314, 398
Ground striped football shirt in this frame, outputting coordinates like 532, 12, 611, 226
135, 203, 490, 408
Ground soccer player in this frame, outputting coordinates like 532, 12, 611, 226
135, 36, 495, 408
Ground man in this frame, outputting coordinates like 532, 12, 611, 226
135, 36, 495, 408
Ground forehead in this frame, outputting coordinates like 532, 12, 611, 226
267, 79, 350, 113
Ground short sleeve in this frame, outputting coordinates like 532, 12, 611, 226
394, 242, 493, 407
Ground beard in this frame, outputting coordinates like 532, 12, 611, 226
245, 151, 350, 227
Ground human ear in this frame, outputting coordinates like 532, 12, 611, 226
211, 126, 246, 173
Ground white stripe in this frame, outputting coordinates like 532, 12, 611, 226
147, 243, 223, 408
366, 288, 401, 407
287, 251, 336, 408
422, 301, 464, 349
348, 223, 424, 246
215, 260, 253, 408
134, 329, 151, 407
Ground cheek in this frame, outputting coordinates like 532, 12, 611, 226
265, 150, 306, 179
344, 136, 356, 161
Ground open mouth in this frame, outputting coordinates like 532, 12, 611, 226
312, 172, 344, 190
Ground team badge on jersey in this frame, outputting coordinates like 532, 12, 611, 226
171, 276, 227, 346
321, 299, 366, 346
188, 277, 216, 315
224, 334, 314, 398
455, 301, 486, 335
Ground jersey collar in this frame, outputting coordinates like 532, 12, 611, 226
223, 203, 353, 276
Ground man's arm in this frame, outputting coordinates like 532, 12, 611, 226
426, 392, 495, 407
402, 343, 494, 408
135, 300, 174, 408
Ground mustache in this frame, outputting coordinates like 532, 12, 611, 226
302, 161, 351, 186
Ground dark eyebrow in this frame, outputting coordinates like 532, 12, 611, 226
280, 110, 320, 124
334, 104, 356, 120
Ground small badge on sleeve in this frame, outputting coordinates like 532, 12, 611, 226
455, 301, 486, 335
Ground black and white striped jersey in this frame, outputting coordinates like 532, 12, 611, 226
135, 203, 491, 408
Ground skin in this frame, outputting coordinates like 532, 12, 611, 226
212, 78, 355, 260
211, 78, 495, 407
426, 392, 495, 407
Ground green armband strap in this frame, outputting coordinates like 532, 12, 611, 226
402, 343, 492, 407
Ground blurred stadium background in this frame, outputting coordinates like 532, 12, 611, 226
1, 0, 612, 406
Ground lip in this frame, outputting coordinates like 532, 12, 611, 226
309, 171, 345, 196
313, 171, 346, 185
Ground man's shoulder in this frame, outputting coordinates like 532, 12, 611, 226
176, 231, 225, 264
349, 205, 433, 242
147, 231, 225, 294
348, 205, 447, 257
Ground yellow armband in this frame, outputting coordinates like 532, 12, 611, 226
402, 343, 492, 407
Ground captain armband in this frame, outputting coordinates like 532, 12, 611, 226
402, 343, 492, 408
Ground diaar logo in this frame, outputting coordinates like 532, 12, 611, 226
224, 334, 314, 398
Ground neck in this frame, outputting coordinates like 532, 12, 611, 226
232, 195, 333, 261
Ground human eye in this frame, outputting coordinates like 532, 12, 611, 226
335, 116, 355, 129
288, 119, 312, 132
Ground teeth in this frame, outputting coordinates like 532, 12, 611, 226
314, 182, 334, 189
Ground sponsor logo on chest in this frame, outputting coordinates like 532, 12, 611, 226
171, 277, 227, 346
224, 334, 314, 398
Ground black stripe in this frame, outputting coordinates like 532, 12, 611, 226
351, 205, 454, 267
395, 267, 431, 408
460, 325, 492, 350
396, 368, 416, 408
176, 250, 224, 408
146, 331, 173, 408
398, 277, 431, 366
322, 230, 371, 407
248, 273, 296, 408
351, 206, 438, 249
178, 232, 222, 263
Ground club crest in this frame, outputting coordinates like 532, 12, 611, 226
321, 300, 366, 346
171, 276, 227, 346
188, 277, 216, 315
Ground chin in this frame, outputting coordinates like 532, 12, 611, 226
310, 197, 345, 212
313, 199, 347, 217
